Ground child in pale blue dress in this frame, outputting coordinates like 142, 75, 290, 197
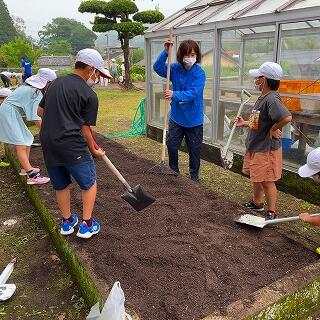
0, 68, 56, 184
0, 88, 12, 167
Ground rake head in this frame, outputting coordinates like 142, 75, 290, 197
145, 161, 179, 176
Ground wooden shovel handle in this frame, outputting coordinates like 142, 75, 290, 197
161, 28, 173, 162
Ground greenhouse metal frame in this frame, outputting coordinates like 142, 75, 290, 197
144, 0, 320, 171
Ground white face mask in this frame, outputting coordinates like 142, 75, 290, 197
183, 56, 196, 68
86, 68, 97, 87
254, 77, 265, 92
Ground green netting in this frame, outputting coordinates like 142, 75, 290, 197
105, 97, 146, 139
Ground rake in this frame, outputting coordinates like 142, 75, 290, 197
146, 29, 178, 176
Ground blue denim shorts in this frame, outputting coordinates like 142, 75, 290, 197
47, 157, 96, 191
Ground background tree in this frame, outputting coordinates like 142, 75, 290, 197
12, 16, 27, 39
79, 0, 164, 89
0, 38, 42, 67
0, 0, 17, 45
130, 48, 144, 65
47, 40, 73, 56
38, 17, 97, 54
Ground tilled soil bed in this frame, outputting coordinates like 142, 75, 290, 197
27, 135, 317, 320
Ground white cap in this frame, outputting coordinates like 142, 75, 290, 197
25, 68, 57, 89
298, 147, 320, 177
0, 88, 12, 97
76, 48, 112, 79
111, 58, 115, 62
249, 62, 283, 80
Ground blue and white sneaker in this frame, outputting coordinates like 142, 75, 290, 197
60, 214, 79, 236
76, 220, 100, 239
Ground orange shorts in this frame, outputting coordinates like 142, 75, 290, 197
242, 148, 283, 183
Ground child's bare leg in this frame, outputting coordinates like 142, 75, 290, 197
252, 182, 264, 204
262, 181, 277, 212
15, 145, 32, 172
82, 182, 97, 220
56, 187, 71, 219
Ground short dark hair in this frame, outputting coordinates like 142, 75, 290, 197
176, 40, 201, 64
75, 61, 89, 70
266, 78, 280, 90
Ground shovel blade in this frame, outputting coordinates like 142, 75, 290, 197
220, 147, 234, 169
121, 184, 155, 211
234, 214, 267, 228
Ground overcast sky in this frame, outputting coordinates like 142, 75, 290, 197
4, 0, 189, 39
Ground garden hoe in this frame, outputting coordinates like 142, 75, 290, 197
91, 136, 155, 211
234, 213, 320, 229
147, 28, 177, 176
220, 89, 252, 169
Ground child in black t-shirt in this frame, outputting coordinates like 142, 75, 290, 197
38, 49, 111, 239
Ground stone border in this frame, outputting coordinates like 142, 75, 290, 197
5, 144, 320, 319
147, 124, 320, 204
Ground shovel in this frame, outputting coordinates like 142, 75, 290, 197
102, 154, 155, 211
90, 130, 155, 211
234, 213, 320, 229
220, 89, 252, 169
0, 258, 16, 301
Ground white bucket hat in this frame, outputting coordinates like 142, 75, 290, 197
76, 48, 112, 78
249, 62, 283, 80
25, 68, 57, 89
0, 88, 12, 97
298, 147, 320, 177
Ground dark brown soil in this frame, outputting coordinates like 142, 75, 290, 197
28, 135, 317, 320
0, 166, 87, 319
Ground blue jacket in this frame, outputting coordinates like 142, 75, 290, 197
153, 50, 206, 128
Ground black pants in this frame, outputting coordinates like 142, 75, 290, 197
166, 120, 203, 179
0, 74, 10, 88
22, 73, 31, 82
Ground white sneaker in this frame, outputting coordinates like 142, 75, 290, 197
20, 167, 40, 176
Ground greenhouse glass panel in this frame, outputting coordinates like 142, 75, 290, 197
178, 3, 227, 28
158, 10, 199, 30
287, 0, 320, 11
205, 0, 252, 23
150, 83, 167, 124
151, 39, 168, 81
240, 0, 283, 17
177, 33, 215, 141
279, 21, 320, 167
308, 20, 320, 28
218, 27, 275, 150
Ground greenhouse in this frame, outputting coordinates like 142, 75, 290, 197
144, 0, 320, 171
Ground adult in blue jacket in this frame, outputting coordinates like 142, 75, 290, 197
153, 40, 206, 181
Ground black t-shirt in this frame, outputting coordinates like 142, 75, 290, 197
39, 73, 98, 166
